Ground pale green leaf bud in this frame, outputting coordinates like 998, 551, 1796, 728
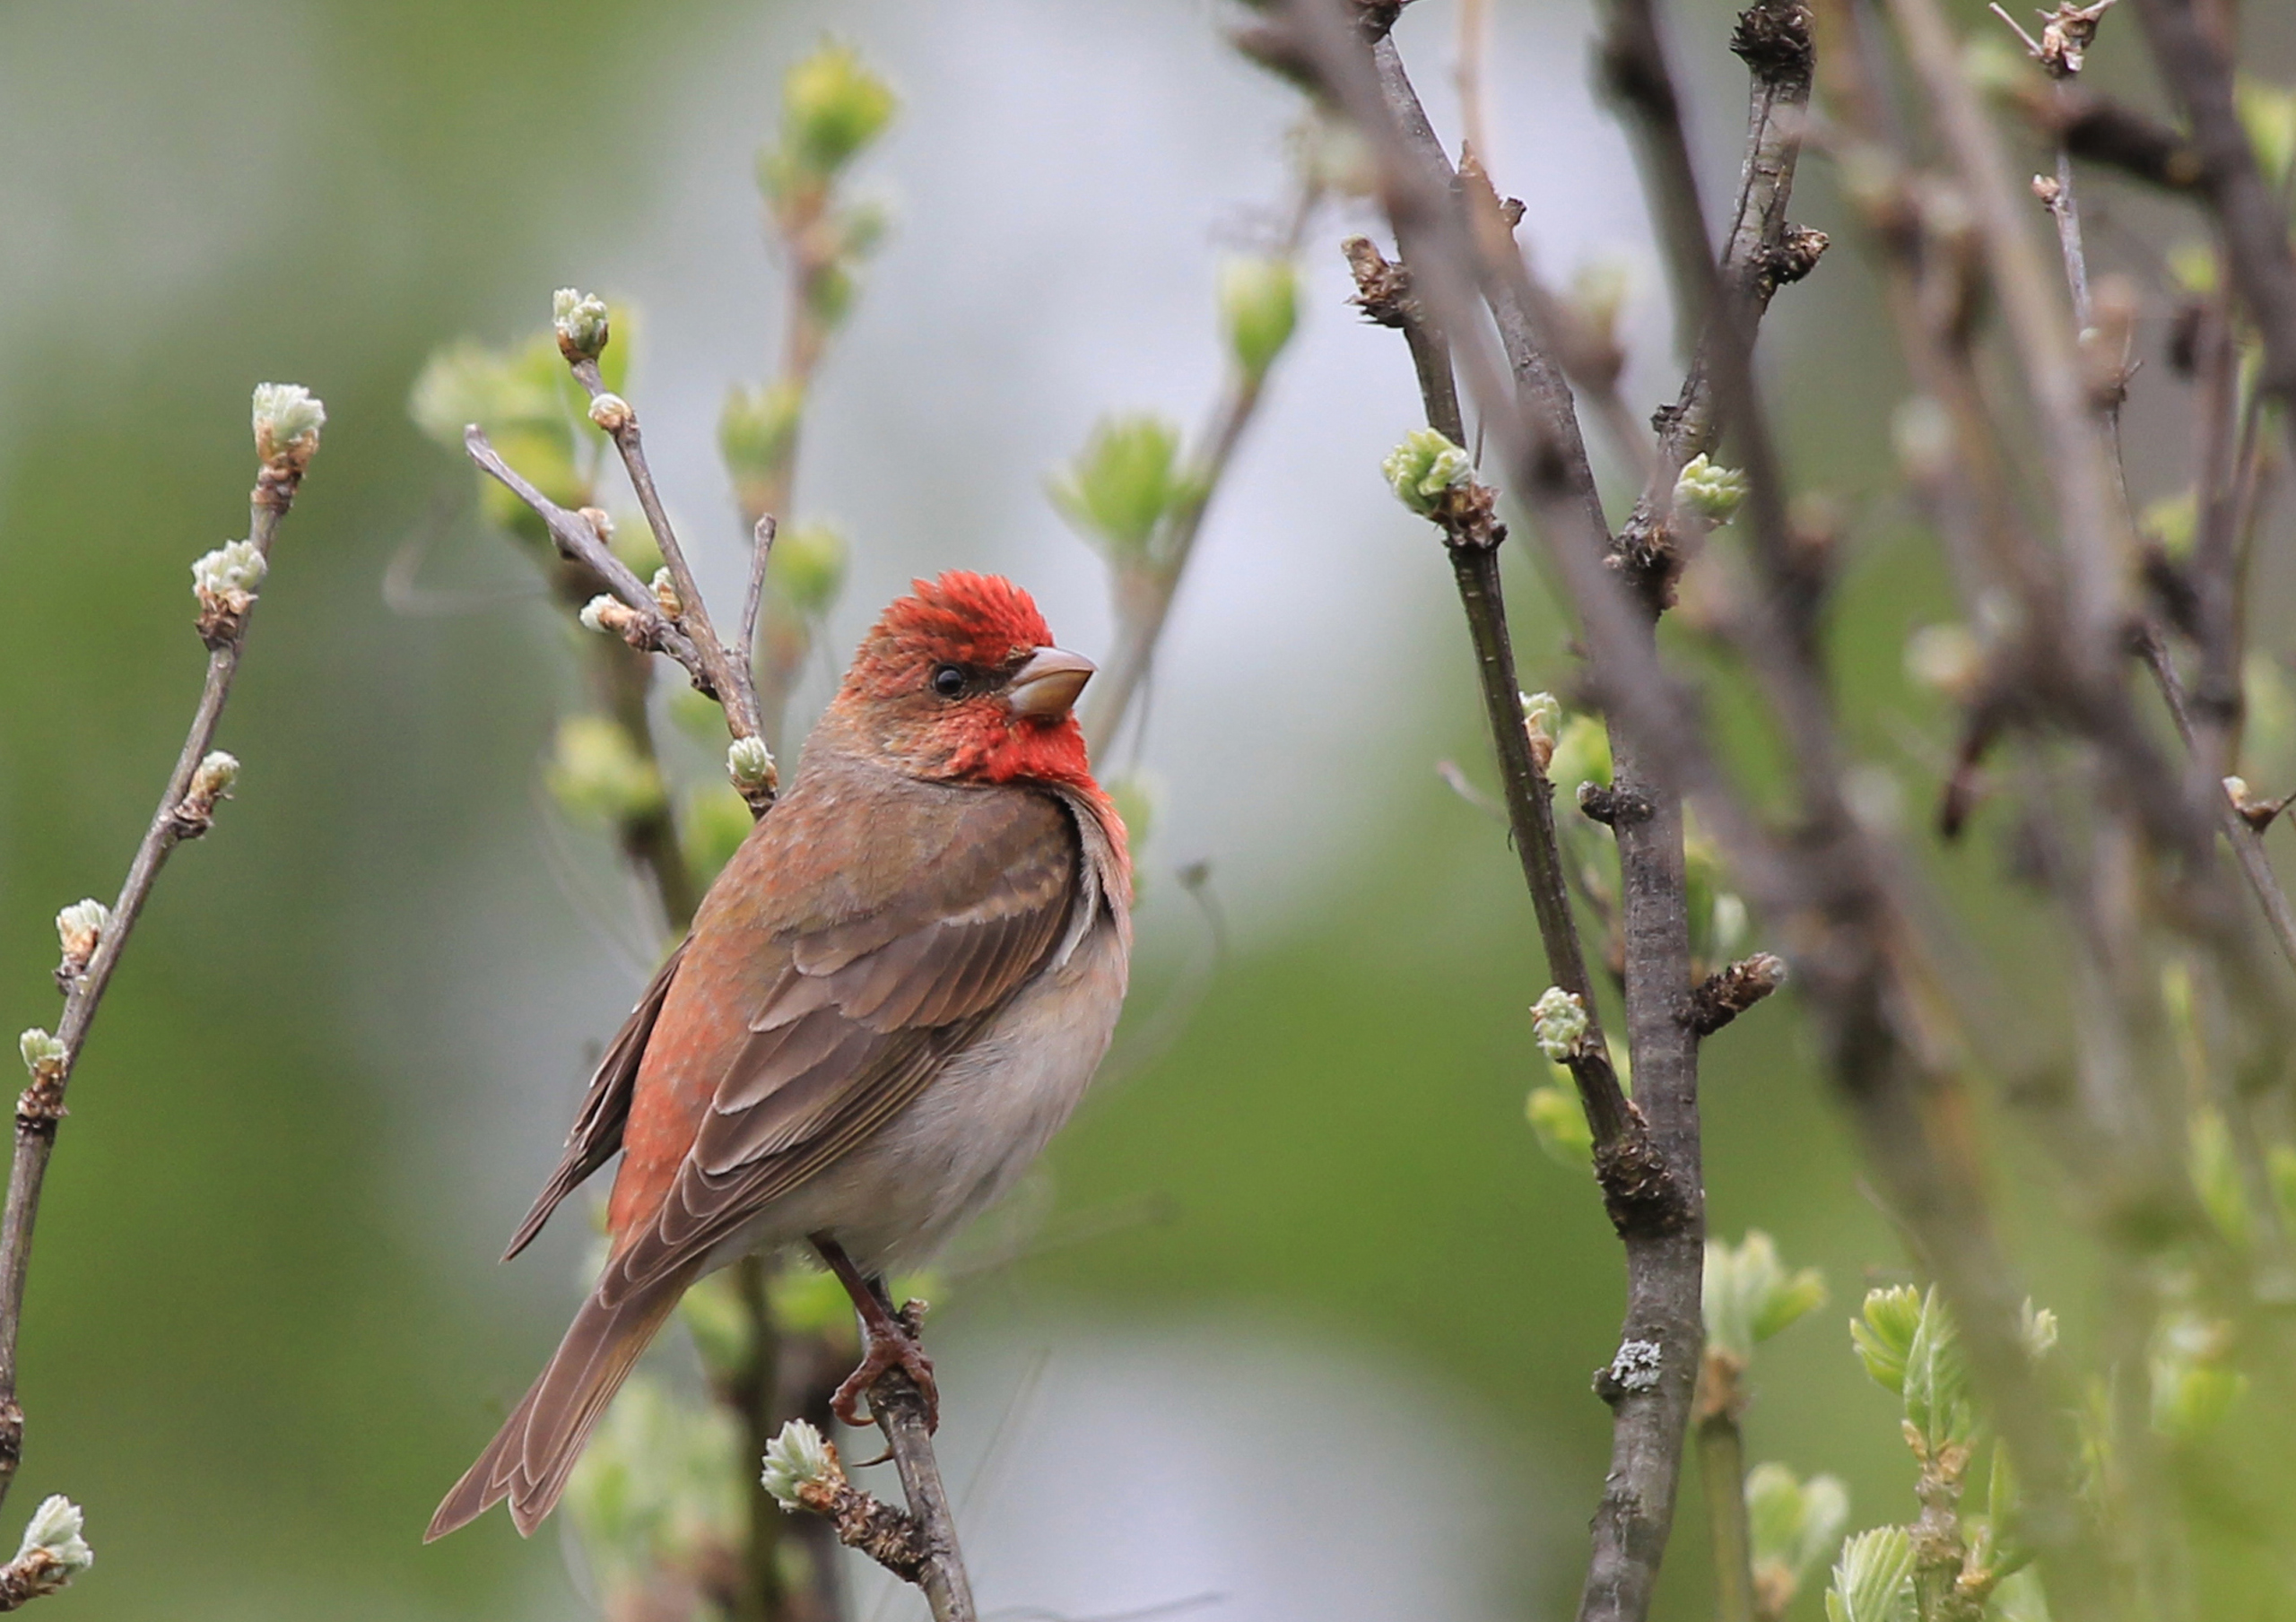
1531, 986, 1589, 1063
1526, 1084, 1593, 1167
552, 288, 612, 361
1048, 414, 1190, 560
12, 1495, 91, 1591
781, 43, 898, 176
587, 392, 632, 433
770, 524, 848, 618
191, 751, 239, 800
761, 1418, 839, 1509
1219, 256, 1300, 382
18, 1030, 64, 1077
727, 735, 778, 798
1704, 1230, 1828, 1360
55, 899, 110, 973
1673, 453, 1748, 525
1825, 1525, 1916, 1622
1521, 690, 1561, 772
547, 716, 665, 827
1849, 1284, 1923, 1394
1551, 715, 1612, 793
719, 380, 804, 516
1381, 428, 1473, 516
191, 540, 267, 600
251, 383, 326, 465
1746, 1462, 1849, 1601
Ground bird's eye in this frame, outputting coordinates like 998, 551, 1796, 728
930, 664, 968, 698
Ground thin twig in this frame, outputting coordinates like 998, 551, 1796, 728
742, 515, 778, 698
0, 397, 323, 1521
1080, 182, 1320, 756
1693, 1356, 1756, 1622
568, 360, 767, 749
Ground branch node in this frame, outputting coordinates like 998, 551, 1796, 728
1686, 952, 1788, 1036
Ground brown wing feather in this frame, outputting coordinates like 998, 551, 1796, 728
500, 939, 689, 1262
595, 769, 1083, 1306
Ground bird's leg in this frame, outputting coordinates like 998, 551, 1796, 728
810, 1233, 940, 1433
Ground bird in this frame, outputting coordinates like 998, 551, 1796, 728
427, 571, 1132, 1540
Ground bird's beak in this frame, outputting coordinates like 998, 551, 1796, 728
1006, 646, 1095, 718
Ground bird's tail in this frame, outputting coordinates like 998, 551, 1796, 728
425, 1266, 693, 1541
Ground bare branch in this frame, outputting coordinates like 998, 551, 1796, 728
0, 389, 325, 1549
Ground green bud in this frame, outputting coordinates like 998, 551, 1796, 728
1531, 986, 1589, 1063
1746, 1463, 1849, 1609
726, 736, 778, 800
18, 1030, 64, 1076
2141, 489, 2197, 559
1048, 414, 1191, 560
189, 750, 239, 801
1550, 714, 1612, 793
1526, 1084, 1593, 1167
1673, 453, 1748, 525
191, 540, 266, 600
54, 899, 110, 970
1704, 1231, 1828, 1361
718, 380, 804, 515
552, 288, 612, 361
1849, 1284, 1922, 1394
769, 523, 848, 618
1824, 1525, 1916, 1622
251, 383, 325, 467
1381, 427, 1473, 516
780, 43, 897, 175
12, 1495, 91, 1593
1219, 256, 1300, 382
761, 1418, 839, 1508
2151, 1310, 2244, 1440
2238, 78, 2296, 187
547, 716, 665, 827
681, 784, 755, 889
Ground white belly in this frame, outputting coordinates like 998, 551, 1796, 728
741, 913, 1128, 1274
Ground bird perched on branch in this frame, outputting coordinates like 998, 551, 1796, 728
429, 571, 1131, 1540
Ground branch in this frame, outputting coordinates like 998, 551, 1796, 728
1317, 19, 1707, 1622
0, 385, 325, 1584
1078, 183, 1319, 756
1616, 0, 1829, 602
2130, 0, 2296, 412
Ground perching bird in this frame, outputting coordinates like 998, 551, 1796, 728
428, 572, 1131, 1540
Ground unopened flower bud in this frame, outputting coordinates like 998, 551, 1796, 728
1381, 428, 1473, 517
18, 1030, 64, 1078
1674, 454, 1748, 525
650, 568, 682, 618
1531, 986, 1590, 1063
1219, 256, 1300, 383
1521, 691, 1561, 773
10, 1495, 91, 1595
54, 900, 109, 976
587, 393, 632, 433
779, 43, 898, 177
191, 540, 266, 600
553, 289, 612, 361
761, 1418, 839, 1509
170, 750, 240, 839
727, 735, 778, 798
251, 383, 326, 467
578, 594, 648, 644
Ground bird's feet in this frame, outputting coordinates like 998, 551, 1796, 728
831, 1298, 940, 1433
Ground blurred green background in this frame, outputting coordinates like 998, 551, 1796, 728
2, 1, 2291, 1618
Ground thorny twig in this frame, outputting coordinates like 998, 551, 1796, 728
0, 386, 326, 1592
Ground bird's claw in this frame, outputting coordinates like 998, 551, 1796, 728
831, 1307, 940, 1433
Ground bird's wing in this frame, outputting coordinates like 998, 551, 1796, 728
595, 778, 1084, 1306
501, 938, 689, 1261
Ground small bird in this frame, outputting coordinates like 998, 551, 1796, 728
428, 571, 1131, 1540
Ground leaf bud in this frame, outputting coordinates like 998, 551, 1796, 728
552, 288, 612, 362
1219, 256, 1300, 383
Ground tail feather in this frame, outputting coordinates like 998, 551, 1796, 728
425, 1269, 691, 1541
